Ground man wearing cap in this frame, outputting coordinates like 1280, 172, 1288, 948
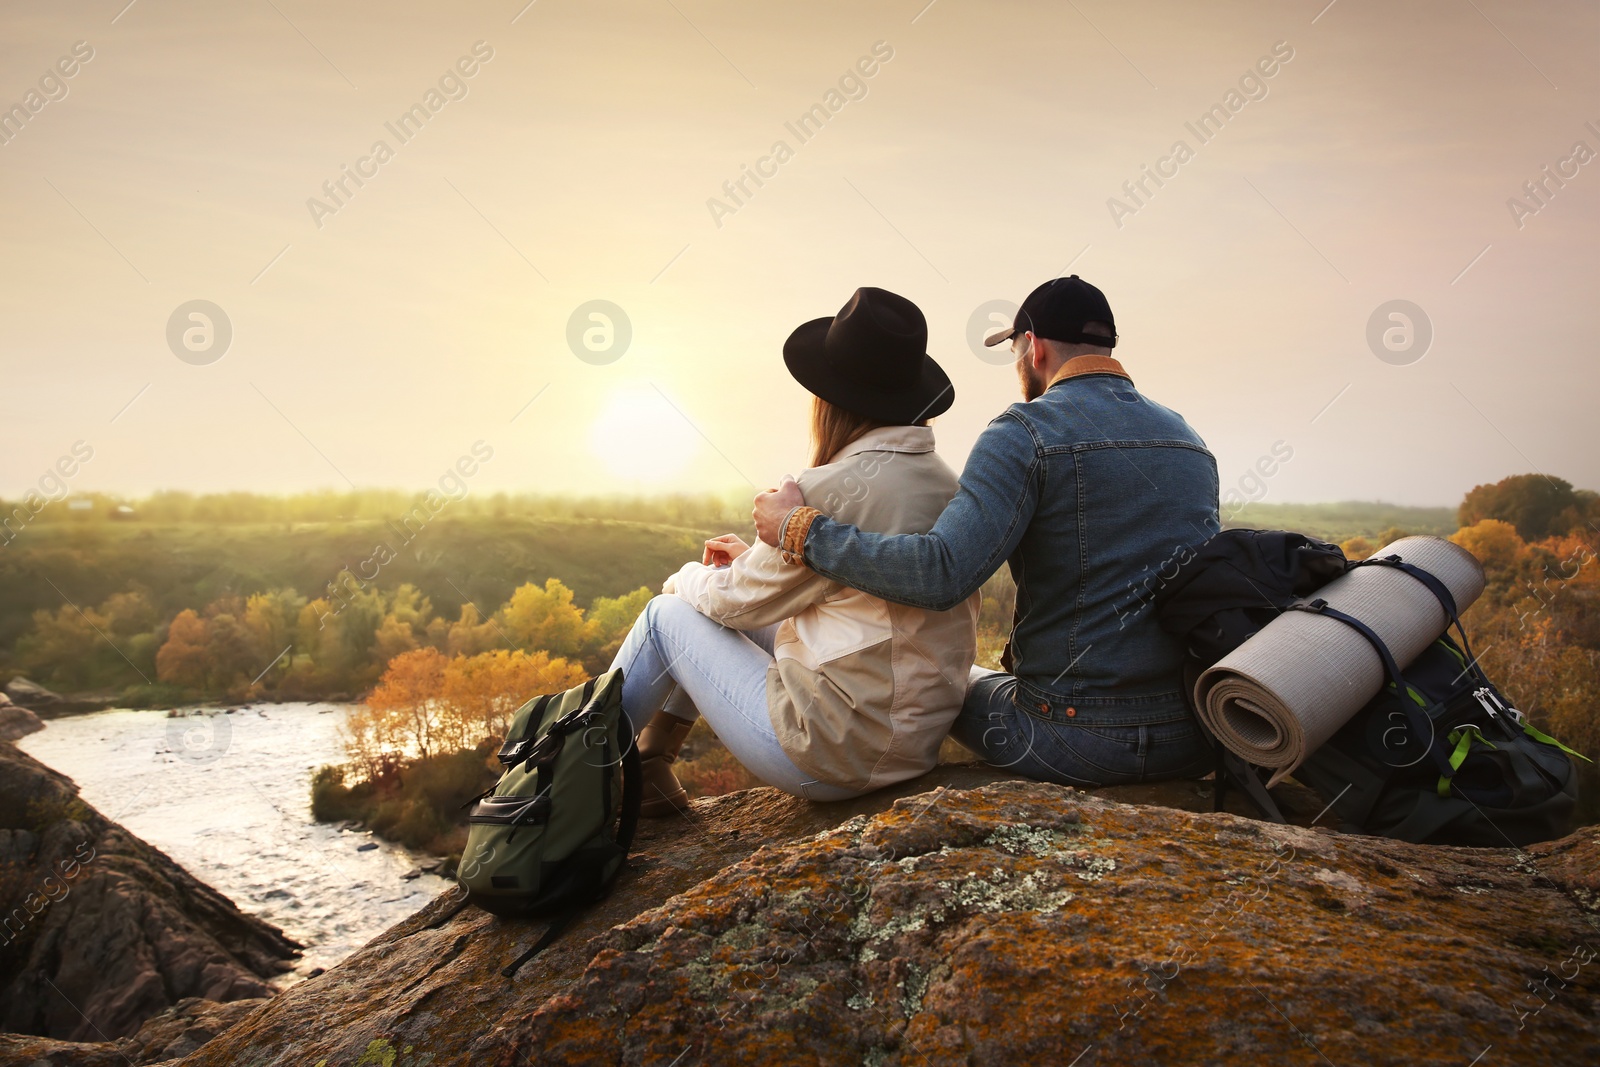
753, 276, 1220, 787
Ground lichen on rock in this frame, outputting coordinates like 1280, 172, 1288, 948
110, 768, 1600, 1067
494, 782, 1600, 1066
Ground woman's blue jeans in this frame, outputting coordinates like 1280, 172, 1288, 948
609, 595, 860, 802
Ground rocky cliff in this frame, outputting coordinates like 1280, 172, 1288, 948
0, 997, 268, 1066
0, 741, 301, 1043
0, 699, 44, 743
5, 758, 1596, 1066
176, 773, 1597, 1067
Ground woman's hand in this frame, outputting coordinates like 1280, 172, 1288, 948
703, 533, 751, 567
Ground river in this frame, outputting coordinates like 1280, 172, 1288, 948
17, 703, 453, 978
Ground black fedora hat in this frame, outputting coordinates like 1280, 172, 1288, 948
782, 287, 954, 425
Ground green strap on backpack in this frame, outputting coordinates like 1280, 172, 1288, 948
457, 668, 641, 974
1437, 726, 1496, 797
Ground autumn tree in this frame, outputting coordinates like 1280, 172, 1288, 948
497, 578, 586, 657
101, 587, 157, 639
581, 586, 653, 672
371, 585, 430, 664
443, 648, 588, 743
202, 607, 259, 690
310, 585, 388, 682
444, 602, 501, 656
1450, 519, 1527, 574
14, 585, 163, 689
347, 647, 453, 774
1459, 474, 1577, 541
344, 647, 588, 776
17, 603, 112, 689
156, 609, 212, 689
1373, 526, 1411, 548
386, 584, 433, 632
1339, 536, 1375, 562
243, 589, 304, 664
372, 614, 419, 663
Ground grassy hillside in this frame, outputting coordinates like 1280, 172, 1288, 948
1225, 501, 1458, 541
0, 515, 727, 653
0, 500, 1463, 659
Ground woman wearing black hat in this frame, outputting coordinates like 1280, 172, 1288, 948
608, 287, 981, 812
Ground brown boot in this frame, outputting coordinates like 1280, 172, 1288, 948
636, 712, 694, 817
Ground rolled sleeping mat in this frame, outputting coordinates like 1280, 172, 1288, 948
1194, 536, 1485, 787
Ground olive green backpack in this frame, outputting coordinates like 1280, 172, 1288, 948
458, 669, 641, 974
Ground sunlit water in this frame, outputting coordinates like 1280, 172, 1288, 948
18, 703, 452, 979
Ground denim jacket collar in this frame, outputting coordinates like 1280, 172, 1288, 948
831, 424, 937, 462
1046, 354, 1132, 391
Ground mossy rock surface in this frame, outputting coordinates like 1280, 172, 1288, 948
164, 768, 1599, 1067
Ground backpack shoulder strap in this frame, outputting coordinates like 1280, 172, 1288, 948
1383, 794, 1477, 844
1298, 741, 1391, 828
496, 693, 558, 768
501, 903, 584, 978
615, 711, 643, 852
1215, 746, 1288, 823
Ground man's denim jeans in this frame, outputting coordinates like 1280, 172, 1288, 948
952, 667, 1213, 787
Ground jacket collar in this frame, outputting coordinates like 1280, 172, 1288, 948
833, 424, 936, 461
1046, 354, 1132, 390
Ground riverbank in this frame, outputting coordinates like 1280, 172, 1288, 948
0, 738, 299, 1048
16, 704, 453, 977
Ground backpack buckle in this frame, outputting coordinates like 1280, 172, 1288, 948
497, 731, 565, 769
496, 737, 534, 766
550, 704, 601, 737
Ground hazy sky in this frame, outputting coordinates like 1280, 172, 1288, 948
2, 0, 1595, 506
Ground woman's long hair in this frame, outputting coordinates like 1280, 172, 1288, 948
810, 397, 925, 467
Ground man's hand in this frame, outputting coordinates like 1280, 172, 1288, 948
753, 476, 804, 547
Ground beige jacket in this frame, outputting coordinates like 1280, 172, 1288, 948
671, 426, 979, 792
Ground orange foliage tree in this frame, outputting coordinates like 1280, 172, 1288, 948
155, 609, 212, 688
1451, 519, 1600, 773
343, 647, 589, 778
441, 648, 588, 742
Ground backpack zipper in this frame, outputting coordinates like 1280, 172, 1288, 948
1472, 687, 1504, 722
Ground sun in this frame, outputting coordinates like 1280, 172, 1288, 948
588, 383, 703, 486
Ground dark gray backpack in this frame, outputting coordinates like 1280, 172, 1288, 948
1157, 533, 1587, 846
1290, 554, 1585, 846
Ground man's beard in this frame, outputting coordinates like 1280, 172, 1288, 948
1019, 360, 1047, 402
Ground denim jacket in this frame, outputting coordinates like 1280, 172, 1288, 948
800, 355, 1219, 724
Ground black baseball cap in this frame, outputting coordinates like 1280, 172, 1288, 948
982, 275, 1118, 349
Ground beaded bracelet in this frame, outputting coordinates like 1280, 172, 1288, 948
780, 505, 822, 566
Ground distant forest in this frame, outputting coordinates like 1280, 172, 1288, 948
1, 488, 751, 529
0, 478, 1594, 721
